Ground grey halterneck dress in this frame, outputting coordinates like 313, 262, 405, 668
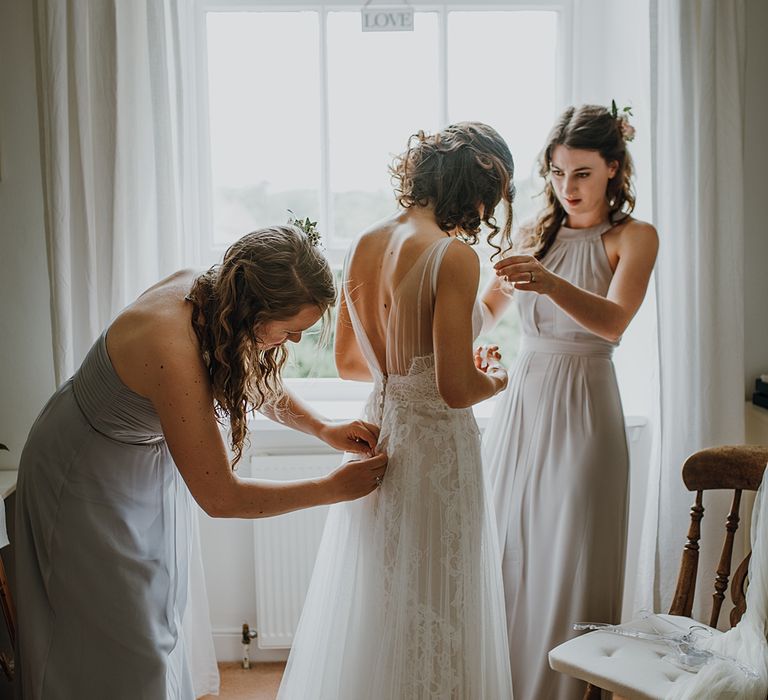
15, 329, 196, 699
483, 220, 630, 700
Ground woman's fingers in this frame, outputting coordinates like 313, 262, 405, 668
494, 255, 541, 285
495, 263, 535, 280
349, 421, 378, 450
475, 344, 502, 371
493, 254, 534, 271
361, 453, 388, 492
357, 420, 380, 441
333, 452, 388, 499
367, 453, 387, 476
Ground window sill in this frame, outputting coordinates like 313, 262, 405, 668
248, 377, 648, 454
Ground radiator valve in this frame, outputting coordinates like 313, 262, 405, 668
241, 622, 258, 669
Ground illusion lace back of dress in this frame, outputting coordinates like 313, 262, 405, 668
384, 238, 456, 377
344, 237, 456, 382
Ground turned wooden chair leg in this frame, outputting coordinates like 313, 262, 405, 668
0, 554, 15, 680
583, 682, 603, 699
0, 555, 15, 649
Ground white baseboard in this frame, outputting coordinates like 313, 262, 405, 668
212, 627, 290, 664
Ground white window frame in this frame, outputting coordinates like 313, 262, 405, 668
192, 0, 573, 264
192, 0, 573, 401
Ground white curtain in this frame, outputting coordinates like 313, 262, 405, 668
35, 0, 200, 383
634, 0, 747, 621
34, 0, 219, 695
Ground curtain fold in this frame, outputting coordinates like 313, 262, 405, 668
35, 0, 197, 384
634, 0, 747, 621
33, 0, 217, 695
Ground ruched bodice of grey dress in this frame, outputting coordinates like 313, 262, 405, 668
73, 331, 164, 442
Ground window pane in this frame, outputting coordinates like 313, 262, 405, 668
206, 12, 321, 248
326, 11, 440, 247
448, 11, 558, 231
284, 273, 342, 379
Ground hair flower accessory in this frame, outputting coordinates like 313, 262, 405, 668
287, 210, 322, 247
610, 99, 636, 142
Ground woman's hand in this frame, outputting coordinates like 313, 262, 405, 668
474, 344, 508, 394
474, 344, 501, 370
318, 420, 380, 456
325, 452, 388, 502
486, 364, 508, 394
494, 254, 561, 296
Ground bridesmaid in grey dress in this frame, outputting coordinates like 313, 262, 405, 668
15, 224, 388, 699
480, 105, 659, 700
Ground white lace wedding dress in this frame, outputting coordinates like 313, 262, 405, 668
277, 237, 513, 699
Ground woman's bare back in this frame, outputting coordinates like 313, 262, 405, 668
345, 209, 456, 375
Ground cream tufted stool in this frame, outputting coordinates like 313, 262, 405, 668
549, 613, 715, 699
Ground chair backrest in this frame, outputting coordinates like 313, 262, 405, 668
669, 444, 768, 629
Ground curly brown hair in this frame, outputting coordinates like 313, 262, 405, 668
521, 104, 636, 260
187, 225, 336, 466
389, 121, 516, 258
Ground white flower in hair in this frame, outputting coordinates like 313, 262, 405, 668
287, 210, 322, 247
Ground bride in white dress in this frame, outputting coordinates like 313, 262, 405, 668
277, 122, 516, 699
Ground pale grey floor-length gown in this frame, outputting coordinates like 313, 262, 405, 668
483, 220, 630, 700
278, 237, 513, 699
15, 330, 197, 699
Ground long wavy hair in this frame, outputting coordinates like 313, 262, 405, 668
521, 104, 636, 260
390, 121, 516, 258
187, 225, 336, 466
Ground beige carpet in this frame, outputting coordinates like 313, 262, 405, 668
200, 662, 286, 700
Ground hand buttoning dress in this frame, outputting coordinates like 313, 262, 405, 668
483, 220, 630, 700
278, 237, 513, 700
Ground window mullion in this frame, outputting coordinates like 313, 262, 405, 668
319, 8, 332, 248
194, 2, 215, 265
438, 5, 449, 127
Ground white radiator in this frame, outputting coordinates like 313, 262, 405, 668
250, 452, 338, 649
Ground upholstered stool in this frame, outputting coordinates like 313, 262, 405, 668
549, 614, 718, 699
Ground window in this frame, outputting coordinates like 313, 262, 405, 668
197, 1, 569, 379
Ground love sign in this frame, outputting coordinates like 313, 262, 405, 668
361, 6, 414, 32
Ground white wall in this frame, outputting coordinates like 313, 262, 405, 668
0, 0, 56, 470
743, 0, 768, 398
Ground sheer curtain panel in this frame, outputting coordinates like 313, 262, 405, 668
635, 0, 747, 620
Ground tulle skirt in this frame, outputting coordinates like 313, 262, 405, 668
278, 367, 513, 699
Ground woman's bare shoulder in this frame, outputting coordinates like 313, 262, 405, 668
612, 216, 655, 236
440, 237, 480, 278
616, 217, 658, 249
106, 271, 203, 395
350, 217, 399, 256
606, 216, 657, 249
115, 269, 196, 333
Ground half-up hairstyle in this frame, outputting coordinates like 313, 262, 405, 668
522, 104, 636, 260
390, 121, 516, 259
187, 225, 336, 466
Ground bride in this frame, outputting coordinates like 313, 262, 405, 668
278, 122, 516, 699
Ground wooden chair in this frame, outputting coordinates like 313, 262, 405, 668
549, 444, 768, 700
0, 552, 13, 680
